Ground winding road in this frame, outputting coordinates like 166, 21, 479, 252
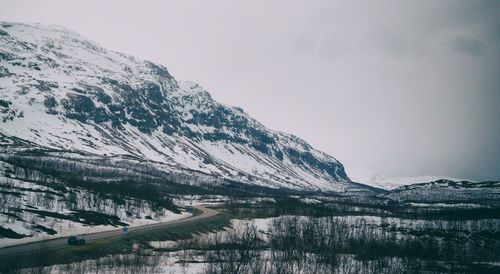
0, 206, 220, 258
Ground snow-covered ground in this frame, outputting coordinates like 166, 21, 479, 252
0, 158, 191, 248
0, 210, 191, 248
21, 215, 500, 273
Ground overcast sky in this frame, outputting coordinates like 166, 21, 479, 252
1, 0, 499, 181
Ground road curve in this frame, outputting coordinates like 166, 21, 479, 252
0, 206, 220, 258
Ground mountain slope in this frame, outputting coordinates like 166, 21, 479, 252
0, 22, 351, 191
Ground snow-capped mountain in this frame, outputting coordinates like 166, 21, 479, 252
0, 22, 351, 191
374, 176, 470, 190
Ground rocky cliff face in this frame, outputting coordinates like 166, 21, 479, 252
0, 22, 350, 191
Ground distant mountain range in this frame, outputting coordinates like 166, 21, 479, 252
346, 166, 472, 190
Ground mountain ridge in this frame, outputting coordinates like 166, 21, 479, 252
0, 21, 352, 191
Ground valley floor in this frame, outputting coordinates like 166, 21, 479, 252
5, 200, 500, 274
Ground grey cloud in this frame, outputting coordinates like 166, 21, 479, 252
449, 37, 486, 56
317, 35, 344, 60
368, 32, 410, 56
290, 33, 317, 55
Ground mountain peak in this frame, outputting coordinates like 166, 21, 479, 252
0, 22, 350, 191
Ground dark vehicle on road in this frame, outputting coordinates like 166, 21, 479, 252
67, 235, 86, 245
